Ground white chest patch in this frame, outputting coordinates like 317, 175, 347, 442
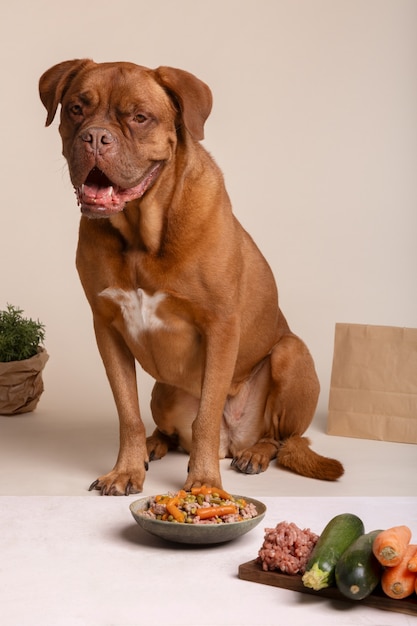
100, 287, 167, 339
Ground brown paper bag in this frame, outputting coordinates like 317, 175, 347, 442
327, 323, 417, 444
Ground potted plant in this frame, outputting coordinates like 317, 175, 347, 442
0, 304, 49, 415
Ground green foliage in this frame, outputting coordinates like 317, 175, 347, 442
0, 304, 46, 362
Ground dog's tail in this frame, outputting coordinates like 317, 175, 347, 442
276, 435, 344, 481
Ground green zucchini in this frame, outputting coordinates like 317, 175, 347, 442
302, 513, 364, 591
335, 529, 383, 600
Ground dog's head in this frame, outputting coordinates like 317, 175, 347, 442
39, 60, 212, 218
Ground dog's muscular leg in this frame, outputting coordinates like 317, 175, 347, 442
232, 333, 321, 477
233, 333, 343, 481
89, 322, 149, 495
183, 321, 241, 490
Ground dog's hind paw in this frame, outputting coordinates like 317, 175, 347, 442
231, 439, 279, 475
231, 453, 267, 475
146, 429, 178, 461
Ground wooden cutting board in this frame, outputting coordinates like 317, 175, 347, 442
238, 559, 417, 616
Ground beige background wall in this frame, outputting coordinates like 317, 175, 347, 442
1, 0, 416, 428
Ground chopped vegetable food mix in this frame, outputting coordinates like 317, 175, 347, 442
140, 486, 259, 524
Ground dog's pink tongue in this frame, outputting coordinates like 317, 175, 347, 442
76, 163, 163, 217
76, 183, 121, 217
82, 183, 114, 202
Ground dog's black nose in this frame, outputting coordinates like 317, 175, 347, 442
80, 127, 114, 152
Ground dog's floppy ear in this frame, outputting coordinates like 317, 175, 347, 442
154, 66, 212, 141
39, 59, 94, 126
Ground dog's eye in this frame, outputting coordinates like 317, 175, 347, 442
69, 104, 83, 116
134, 113, 147, 124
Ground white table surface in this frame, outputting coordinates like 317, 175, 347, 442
1, 496, 416, 626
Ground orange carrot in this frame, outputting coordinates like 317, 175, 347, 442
166, 496, 186, 523
407, 545, 417, 572
191, 485, 232, 500
197, 505, 237, 520
381, 544, 417, 599
191, 485, 208, 495
191, 485, 211, 496
155, 494, 170, 504
372, 525, 412, 567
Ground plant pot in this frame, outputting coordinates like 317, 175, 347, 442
0, 348, 49, 415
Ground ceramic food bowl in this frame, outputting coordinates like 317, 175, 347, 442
130, 494, 266, 545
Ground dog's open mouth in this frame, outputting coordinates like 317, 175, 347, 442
76, 163, 163, 218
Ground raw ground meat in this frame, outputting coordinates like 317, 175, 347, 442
257, 521, 319, 575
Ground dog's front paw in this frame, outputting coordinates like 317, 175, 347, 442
89, 466, 148, 496
183, 469, 223, 492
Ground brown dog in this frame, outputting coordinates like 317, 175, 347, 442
39, 60, 343, 495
